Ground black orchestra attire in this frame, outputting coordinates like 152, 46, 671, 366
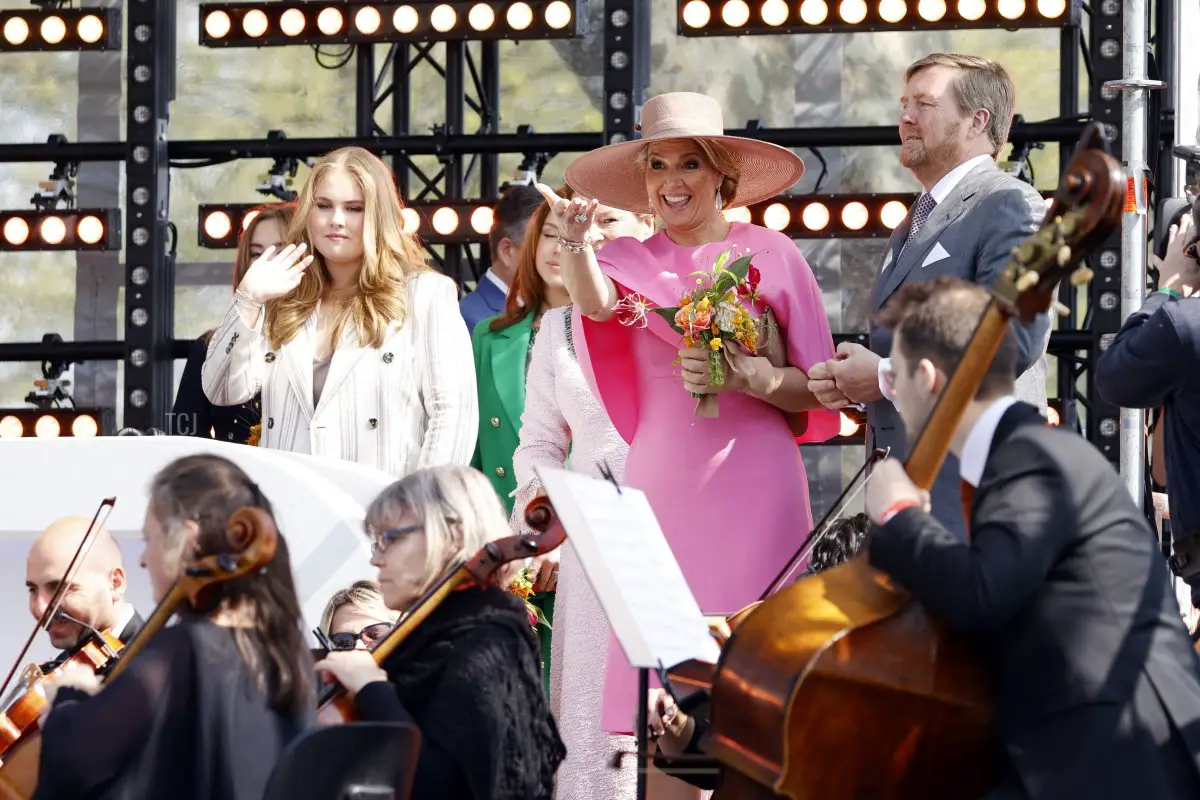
38, 610, 144, 675
869, 400, 1200, 799
171, 335, 260, 443
35, 617, 314, 800
353, 586, 565, 800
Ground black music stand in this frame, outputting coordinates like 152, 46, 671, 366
261, 722, 421, 800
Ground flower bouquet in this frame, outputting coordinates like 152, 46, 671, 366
246, 423, 262, 447
508, 566, 551, 632
615, 246, 772, 418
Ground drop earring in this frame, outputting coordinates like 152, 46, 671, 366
715, 190, 724, 211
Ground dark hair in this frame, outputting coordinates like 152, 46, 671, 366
805, 513, 869, 575
487, 184, 570, 333
488, 184, 544, 261
148, 454, 311, 714
877, 276, 1017, 399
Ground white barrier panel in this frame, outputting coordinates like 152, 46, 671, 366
0, 437, 393, 670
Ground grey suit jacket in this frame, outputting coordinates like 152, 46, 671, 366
868, 159, 1051, 540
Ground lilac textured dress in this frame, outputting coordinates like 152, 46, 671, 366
573, 222, 840, 733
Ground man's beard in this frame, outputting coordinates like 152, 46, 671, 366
899, 122, 964, 174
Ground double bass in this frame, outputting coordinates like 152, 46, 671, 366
0, 506, 279, 800
695, 129, 1123, 798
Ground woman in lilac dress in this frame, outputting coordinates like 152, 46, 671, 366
537, 92, 840, 743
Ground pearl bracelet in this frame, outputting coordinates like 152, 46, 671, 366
557, 236, 591, 254
234, 290, 263, 308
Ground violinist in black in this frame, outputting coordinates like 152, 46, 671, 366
35, 454, 314, 800
25, 516, 144, 673
315, 464, 565, 800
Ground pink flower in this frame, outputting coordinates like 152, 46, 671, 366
614, 293, 654, 329
527, 607, 539, 627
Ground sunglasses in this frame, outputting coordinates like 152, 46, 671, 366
327, 622, 392, 651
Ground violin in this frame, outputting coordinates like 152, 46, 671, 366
316, 495, 567, 723
0, 506, 279, 800
691, 129, 1123, 799
0, 498, 120, 765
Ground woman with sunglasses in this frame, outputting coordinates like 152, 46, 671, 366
318, 580, 399, 651
314, 464, 565, 800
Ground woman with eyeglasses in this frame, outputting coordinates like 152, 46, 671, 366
318, 580, 399, 651
314, 464, 565, 800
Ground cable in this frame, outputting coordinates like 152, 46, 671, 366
807, 148, 828, 193
167, 221, 178, 259
313, 44, 354, 70
1079, 35, 1094, 87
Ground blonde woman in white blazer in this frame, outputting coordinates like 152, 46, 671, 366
202, 147, 478, 477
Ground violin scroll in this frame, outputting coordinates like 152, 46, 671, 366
460, 495, 567, 586
180, 507, 279, 611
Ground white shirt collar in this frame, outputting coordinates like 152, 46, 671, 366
483, 269, 509, 295
959, 395, 1019, 487
928, 154, 994, 204
109, 602, 136, 638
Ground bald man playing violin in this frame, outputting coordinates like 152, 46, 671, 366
25, 516, 143, 672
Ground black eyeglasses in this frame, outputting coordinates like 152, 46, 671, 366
366, 522, 423, 556
327, 622, 392, 651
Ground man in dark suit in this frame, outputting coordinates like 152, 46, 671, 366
865, 276, 1200, 799
809, 53, 1050, 541
26, 516, 144, 671
459, 183, 543, 331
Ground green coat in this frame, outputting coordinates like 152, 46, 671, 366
470, 310, 535, 515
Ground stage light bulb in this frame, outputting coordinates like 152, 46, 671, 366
801, 203, 830, 231
355, 7, 382, 34
916, 0, 947, 21
40, 217, 66, 245
1037, 0, 1067, 17
878, 0, 907, 23
432, 207, 459, 235
204, 11, 232, 38
839, 0, 868, 24
681, 0, 711, 28
761, 0, 790, 26
400, 208, 420, 234
40, 15, 66, 45
506, 3, 534, 30
957, 0, 986, 21
721, 0, 751, 27
544, 1, 572, 29
470, 206, 494, 235
72, 415, 99, 438
280, 9, 306, 36
798, 0, 829, 25
3, 217, 29, 245
839, 413, 860, 436
0, 415, 22, 438
997, 0, 1025, 19
243, 9, 269, 37
77, 15, 105, 44
204, 211, 233, 240
3, 17, 29, 45
880, 200, 908, 230
723, 207, 751, 224
34, 415, 60, 439
762, 203, 791, 231
842, 202, 869, 231
468, 3, 496, 31
317, 7, 345, 35
393, 6, 419, 34
242, 209, 261, 230
430, 5, 458, 32
77, 216, 105, 245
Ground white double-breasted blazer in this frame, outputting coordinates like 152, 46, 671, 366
201, 270, 478, 477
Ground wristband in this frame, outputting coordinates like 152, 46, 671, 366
234, 290, 264, 308
1158, 287, 1183, 299
557, 236, 592, 255
878, 498, 920, 526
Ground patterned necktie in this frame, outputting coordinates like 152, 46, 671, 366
900, 193, 937, 255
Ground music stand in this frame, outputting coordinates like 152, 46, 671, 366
261, 722, 421, 800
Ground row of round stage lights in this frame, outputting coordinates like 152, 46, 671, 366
0, 414, 100, 439
2, 215, 108, 246
680, 0, 1069, 27
2, 14, 107, 46
203, 3, 575, 39
202, 205, 496, 240
725, 200, 909, 232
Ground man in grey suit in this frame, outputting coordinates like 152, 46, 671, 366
810, 53, 1051, 540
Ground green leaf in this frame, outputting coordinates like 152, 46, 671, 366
650, 306, 684, 333
712, 253, 755, 295
714, 249, 731, 270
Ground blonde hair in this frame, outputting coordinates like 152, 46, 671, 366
318, 579, 397, 636
905, 53, 1016, 156
265, 146, 429, 351
635, 138, 742, 208
366, 465, 512, 591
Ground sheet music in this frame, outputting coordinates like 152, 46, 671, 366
534, 466, 721, 669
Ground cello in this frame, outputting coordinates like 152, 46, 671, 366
316, 494, 567, 722
0, 506, 279, 800
697, 130, 1123, 799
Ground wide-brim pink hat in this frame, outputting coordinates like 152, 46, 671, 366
564, 92, 805, 215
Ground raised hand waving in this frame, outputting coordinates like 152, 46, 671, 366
236, 243, 315, 304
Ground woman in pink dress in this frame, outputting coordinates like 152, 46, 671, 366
537, 91, 840, 742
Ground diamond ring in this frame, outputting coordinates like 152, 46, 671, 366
573, 213, 588, 223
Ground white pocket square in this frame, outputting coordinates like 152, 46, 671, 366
921, 242, 950, 268
880, 249, 894, 273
